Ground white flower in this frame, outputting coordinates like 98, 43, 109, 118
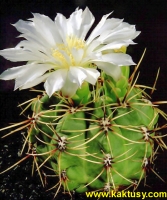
0, 8, 140, 97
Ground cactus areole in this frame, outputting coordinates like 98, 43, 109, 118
0, 8, 167, 198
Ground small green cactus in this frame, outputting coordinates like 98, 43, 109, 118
1, 55, 167, 198
0, 8, 167, 199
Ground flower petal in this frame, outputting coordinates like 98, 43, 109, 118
68, 8, 83, 36
95, 61, 122, 80
86, 12, 112, 44
0, 65, 29, 80
31, 13, 62, 45
44, 69, 67, 97
55, 13, 68, 43
0, 48, 41, 62
79, 7, 95, 39
82, 68, 100, 85
61, 76, 78, 97
16, 40, 49, 60
95, 40, 135, 52
71, 48, 84, 64
13, 20, 52, 49
20, 73, 50, 89
68, 7, 95, 39
14, 64, 54, 90
103, 25, 140, 43
68, 67, 87, 87
86, 40, 101, 54
93, 53, 136, 66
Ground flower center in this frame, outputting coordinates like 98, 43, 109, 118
66, 35, 85, 49
52, 36, 85, 68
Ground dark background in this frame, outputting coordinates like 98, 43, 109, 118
0, 0, 167, 199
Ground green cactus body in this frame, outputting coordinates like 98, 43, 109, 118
21, 65, 162, 195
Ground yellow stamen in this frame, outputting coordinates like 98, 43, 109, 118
66, 35, 85, 49
52, 35, 85, 68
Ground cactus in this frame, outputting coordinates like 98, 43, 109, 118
1, 55, 167, 198
0, 8, 167, 199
